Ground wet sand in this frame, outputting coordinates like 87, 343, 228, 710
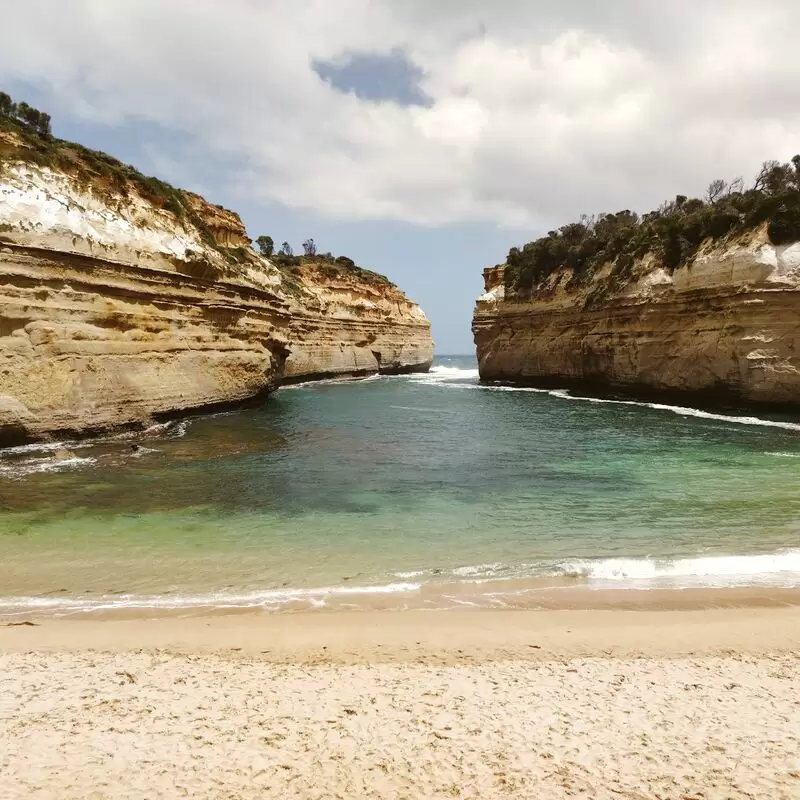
2, 606, 799, 798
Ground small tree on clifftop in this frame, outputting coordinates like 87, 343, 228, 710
706, 179, 727, 204
280, 241, 293, 256
302, 238, 317, 257
0, 91, 52, 137
255, 235, 274, 257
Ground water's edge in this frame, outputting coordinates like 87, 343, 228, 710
2, 359, 799, 618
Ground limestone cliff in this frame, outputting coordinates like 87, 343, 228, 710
0, 129, 432, 445
473, 228, 800, 409
282, 261, 432, 381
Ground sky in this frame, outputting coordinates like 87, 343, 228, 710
2, 2, 800, 353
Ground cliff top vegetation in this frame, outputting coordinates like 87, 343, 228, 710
1, 90, 387, 287
255, 235, 389, 286
0, 91, 203, 223
505, 157, 800, 293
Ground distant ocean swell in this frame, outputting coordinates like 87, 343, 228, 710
2, 550, 798, 617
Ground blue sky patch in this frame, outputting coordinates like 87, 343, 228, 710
313, 48, 431, 107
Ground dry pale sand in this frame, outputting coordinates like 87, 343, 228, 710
1, 607, 800, 799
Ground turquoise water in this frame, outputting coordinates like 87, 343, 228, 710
1, 355, 799, 615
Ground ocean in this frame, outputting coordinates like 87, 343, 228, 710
1, 354, 799, 616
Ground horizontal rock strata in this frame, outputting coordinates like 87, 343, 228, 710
0, 155, 432, 444
0, 243, 289, 445
283, 263, 433, 382
473, 230, 800, 410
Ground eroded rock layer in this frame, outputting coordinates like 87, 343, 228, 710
283, 262, 434, 381
473, 230, 800, 409
0, 243, 290, 445
0, 155, 432, 444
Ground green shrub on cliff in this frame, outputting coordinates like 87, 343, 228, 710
0, 92, 276, 279
505, 157, 800, 293
270, 248, 389, 286
1, 90, 394, 289
255, 235, 274, 257
0, 90, 260, 270
0, 93, 51, 137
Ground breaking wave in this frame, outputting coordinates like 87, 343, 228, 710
390, 551, 800, 590
5, 551, 798, 618
280, 374, 384, 390
0, 419, 190, 478
547, 390, 800, 431
554, 550, 800, 587
0, 582, 422, 617
408, 366, 480, 386
0, 454, 98, 479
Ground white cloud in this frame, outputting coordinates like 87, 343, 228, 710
2, 0, 800, 228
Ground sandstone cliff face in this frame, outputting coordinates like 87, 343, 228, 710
283, 263, 433, 381
473, 229, 800, 409
0, 155, 432, 444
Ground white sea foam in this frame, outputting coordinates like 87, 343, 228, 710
0, 455, 97, 479
556, 550, 800, 588
162, 420, 190, 438
400, 552, 800, 591
1, 438, 86, 456
0, 417, 189, 479
280, 374, 384, 391
0, 418, 189, 459
451, 562, 506, 577
4, 552, 799, 617
547, 391, 800, 431
428, 378, 800, 431
427, 366, 480, 379
0, 582, 422, 616
442, 596, 482, 608
409, 366, 479, 385
130, 446, 159, 456
479, 384, 551, 393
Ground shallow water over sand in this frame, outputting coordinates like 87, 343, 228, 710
1, 355, 799, 616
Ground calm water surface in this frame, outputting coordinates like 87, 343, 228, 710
1, 355, 799, 615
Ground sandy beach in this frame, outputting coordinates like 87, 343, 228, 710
1, 605, 799, 799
